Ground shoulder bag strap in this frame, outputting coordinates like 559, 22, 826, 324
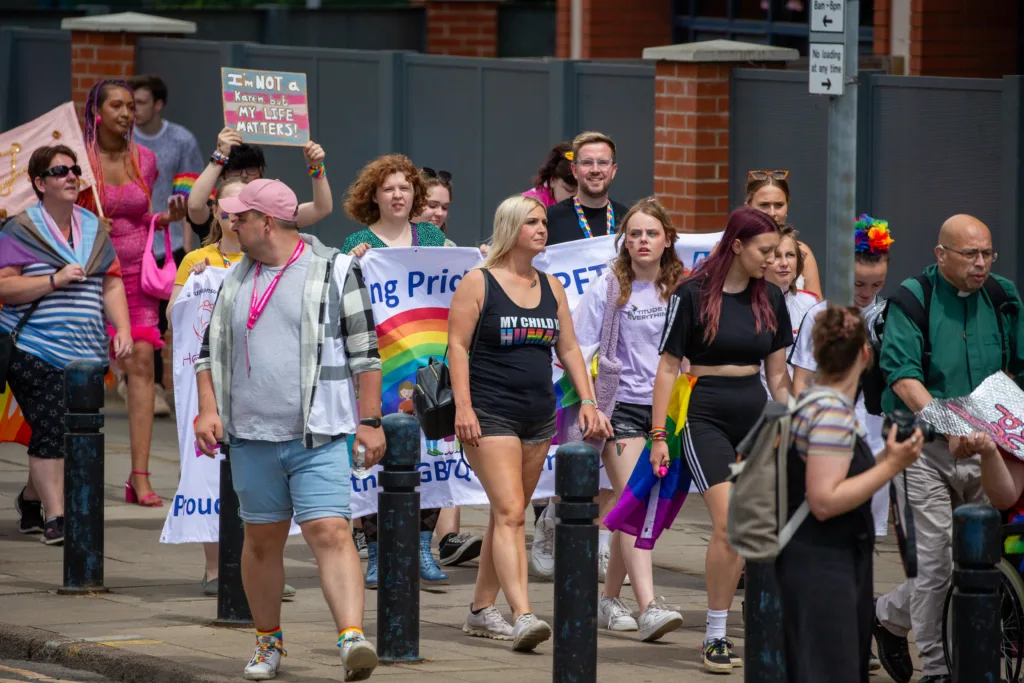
982, 277, 1014, 368
602, 274, 621, 357
11, 298, 44, 342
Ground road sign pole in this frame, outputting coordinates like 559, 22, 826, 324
809, 0, 859, 305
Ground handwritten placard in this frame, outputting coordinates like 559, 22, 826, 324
221, 68, 310, 147
920, 372, 1024, 459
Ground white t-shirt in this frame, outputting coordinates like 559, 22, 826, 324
761, 289, 819, 395
788, 298, 886, 455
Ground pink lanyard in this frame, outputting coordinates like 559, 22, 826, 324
244, 239, 306, 376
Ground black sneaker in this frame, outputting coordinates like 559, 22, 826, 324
353, 528, 368, 559
41, 516, 64, 546
16, 488, 44, 534
703, 637, 733, 673
872, 601, 913, 683
438, 532, 483, 567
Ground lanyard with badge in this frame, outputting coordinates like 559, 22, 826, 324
245, 239, 305, 376
572, 196, 614, 239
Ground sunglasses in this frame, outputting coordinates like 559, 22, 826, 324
422, 167, 452, 183
747, 169, 789, 182
40, 164, 82, 180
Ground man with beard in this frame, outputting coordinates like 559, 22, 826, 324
544, 131, 629, 246
871, 215, 1024, 683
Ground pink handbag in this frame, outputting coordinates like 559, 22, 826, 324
140, 215, 176, 300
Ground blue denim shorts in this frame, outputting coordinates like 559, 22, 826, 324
228, 435, 351, 525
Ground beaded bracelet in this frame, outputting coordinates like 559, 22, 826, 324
210, 150, 229, 166
307, 163, 326, 178
650, 428, 669, 441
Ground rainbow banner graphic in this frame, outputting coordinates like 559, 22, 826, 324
0, 383, 30, 446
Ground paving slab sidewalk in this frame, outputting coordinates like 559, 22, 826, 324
0, 395, 911, 682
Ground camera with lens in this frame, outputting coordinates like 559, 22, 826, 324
883, 410, 937, 444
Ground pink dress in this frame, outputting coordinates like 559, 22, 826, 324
523, 184, 557, 207
102, 144, 164, 349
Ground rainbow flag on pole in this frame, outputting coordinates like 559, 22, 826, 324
603, 374, 696, 549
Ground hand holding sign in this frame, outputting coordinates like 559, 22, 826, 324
221, 68, 310, 146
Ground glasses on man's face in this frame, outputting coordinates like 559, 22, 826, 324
576, 158, 614, 171
940, 245, 999, 263
747, 169, 789, 182
421, 167, 452, 183
40, 164, 82, 180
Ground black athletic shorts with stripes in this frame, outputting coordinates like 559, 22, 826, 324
680, 373, 766, 494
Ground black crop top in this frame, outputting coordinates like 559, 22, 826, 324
659, 277, 792, 366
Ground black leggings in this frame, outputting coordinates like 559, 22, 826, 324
776, 535, 874, 682
362, 508, 439, 542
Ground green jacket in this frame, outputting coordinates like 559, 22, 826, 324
880, 264, 1024, 413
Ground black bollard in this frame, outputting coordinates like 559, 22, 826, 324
215, 443, 253, 626
743, 562, 786, 682
553, 442, 600, 683
377, 413, 422, 663
59, 360, 107, 595
951, 504, 1001, 683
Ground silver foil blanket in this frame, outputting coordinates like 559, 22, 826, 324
918, 372, 1024, 458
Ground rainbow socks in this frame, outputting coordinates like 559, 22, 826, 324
257, 627, 283, 643
338, 627, 364, 647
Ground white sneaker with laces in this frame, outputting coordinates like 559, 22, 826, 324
243, 635, 285, 680
512, 613, 552, 651
597, 543, 609, 583
637, 600, 683, 642
463, 604, 514, 640
529, 507, 555, 580
598, 596, 639, 631
339, 633, 378, 682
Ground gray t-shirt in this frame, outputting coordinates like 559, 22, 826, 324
133, 119, 203, 256
229, 248, 311, 441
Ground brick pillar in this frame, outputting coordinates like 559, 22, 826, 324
61, 13, 197, 122
874, 0, 891, 56
908, 0, 1018, 78
556, 0, 672, 59
425, 0, 499, 58
643, 41, 798, 233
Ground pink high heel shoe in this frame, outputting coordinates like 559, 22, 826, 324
126, 470, 163, 507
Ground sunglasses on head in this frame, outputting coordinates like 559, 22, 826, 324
40, 165, 82, 180
422, 167, 452, 183
747, 169, 789, 182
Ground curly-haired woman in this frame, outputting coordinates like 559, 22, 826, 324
341, 154, 452, 588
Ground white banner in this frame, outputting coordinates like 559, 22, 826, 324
163, 231, 722, 534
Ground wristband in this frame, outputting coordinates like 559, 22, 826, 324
307, 163, 326, 178
650, 428, 669, 441
49, 274, 56, 290
581, 399, 597, 408
210, 150, 229, 166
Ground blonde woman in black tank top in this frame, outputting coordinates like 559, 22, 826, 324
448, 195, 612, 652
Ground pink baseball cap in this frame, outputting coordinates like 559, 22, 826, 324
219, 179, 298, 222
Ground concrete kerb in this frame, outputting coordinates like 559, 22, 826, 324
0, 622, 238, 683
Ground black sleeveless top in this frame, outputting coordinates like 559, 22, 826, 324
469, 269, 560, 421
787, 433, 876, 548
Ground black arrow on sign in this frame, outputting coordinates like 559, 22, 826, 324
823, 15, 833, 27
822, 78, 832, 89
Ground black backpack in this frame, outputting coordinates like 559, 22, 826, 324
862, 274, 1016, 416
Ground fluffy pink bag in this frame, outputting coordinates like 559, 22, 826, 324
141, 214, 176, 300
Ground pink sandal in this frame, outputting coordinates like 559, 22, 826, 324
125, 470, 163, 507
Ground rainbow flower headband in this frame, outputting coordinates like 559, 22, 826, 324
854, 214, 893, 254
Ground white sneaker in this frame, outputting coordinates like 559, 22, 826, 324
597, 542, 631, 585
512, 613, 552, 652
637, 600, 683, 642
598, 596, 638, 631
243, 635, 285, 680
153, 386, 172, 417
339, 633, 378, 682
529, 507, 555, 580
463, 604, 514, 640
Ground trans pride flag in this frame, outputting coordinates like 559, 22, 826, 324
603, 374, 697, 549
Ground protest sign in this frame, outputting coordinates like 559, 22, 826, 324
920, 372, 1024, 460
221, 68, 310, 146
0, 102, 95, 220
161, 266, 299, 543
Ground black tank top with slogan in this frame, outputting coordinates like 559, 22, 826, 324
469, 268, 560, 421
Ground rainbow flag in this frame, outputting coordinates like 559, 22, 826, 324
603, 374, 696, 549
376, 306, 449, 415
172, 172, 199, 197
0, 383, 31, 446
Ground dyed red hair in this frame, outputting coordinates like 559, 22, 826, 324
684, 206, 781, 343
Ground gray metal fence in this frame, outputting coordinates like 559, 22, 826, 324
730, 68, 1024, 291
136, 38, 655, 247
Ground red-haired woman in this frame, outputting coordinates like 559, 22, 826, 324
651, 206, 792, 674
79, 79, 185, 507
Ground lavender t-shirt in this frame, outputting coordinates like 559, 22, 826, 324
572, 272, 667, 406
